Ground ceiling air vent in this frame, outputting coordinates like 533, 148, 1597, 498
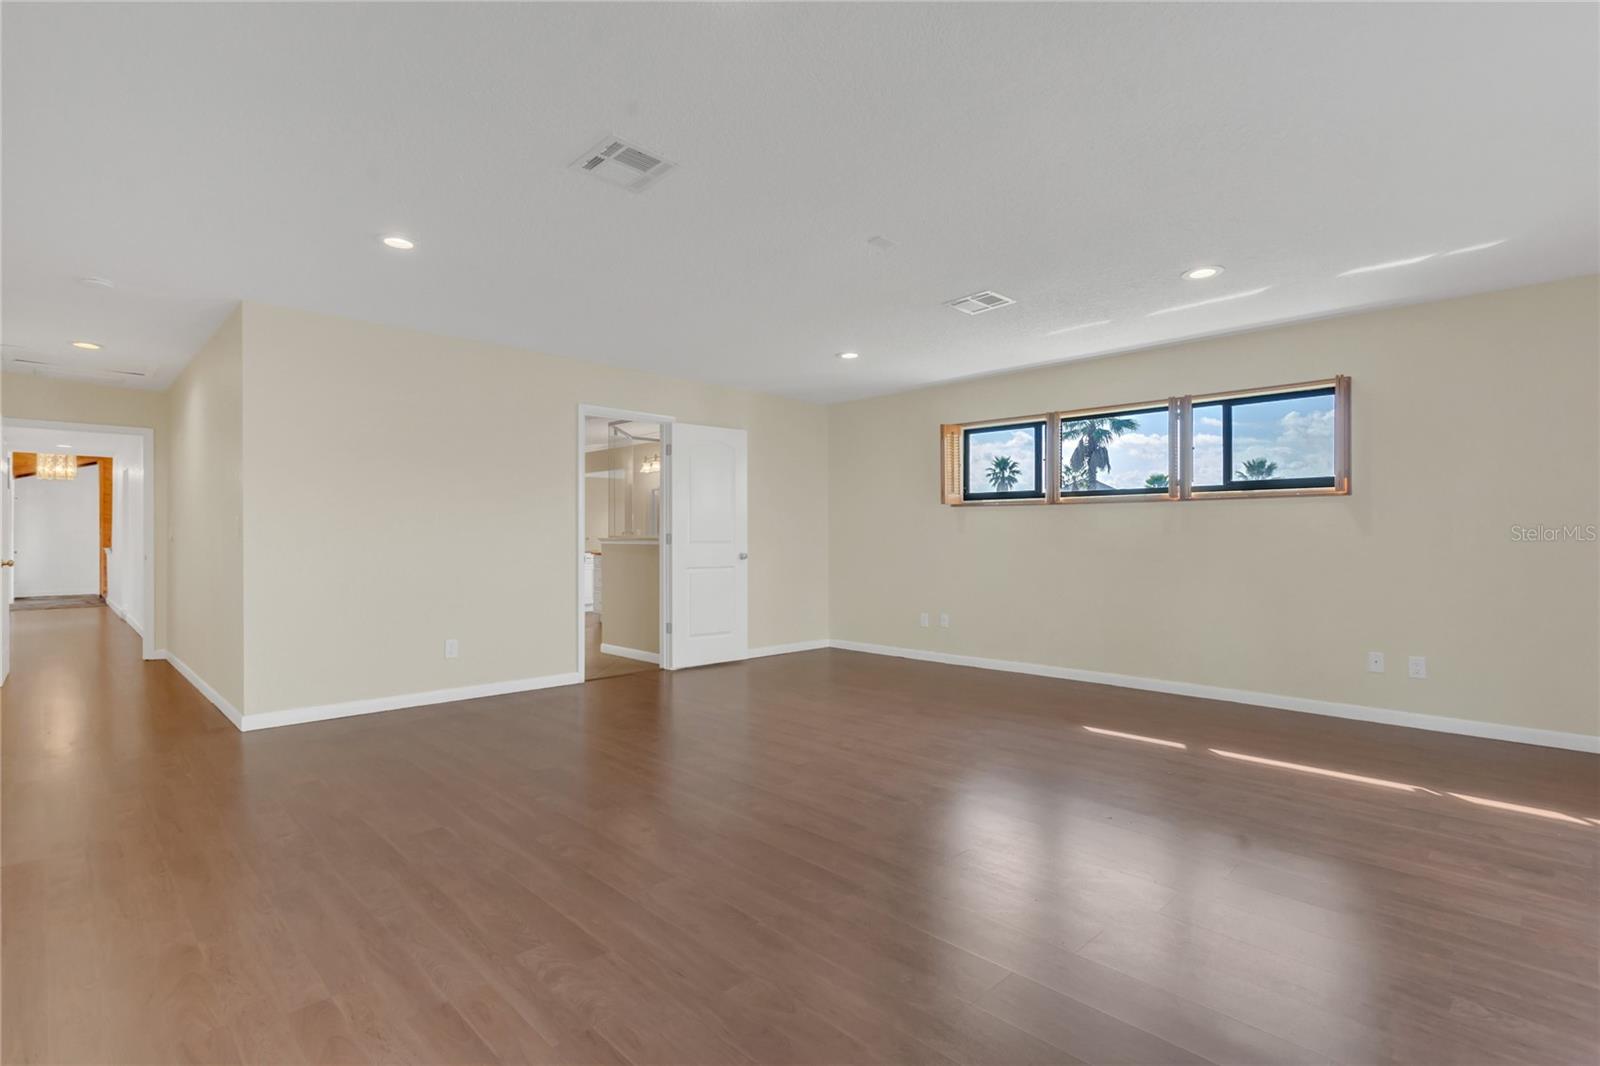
571, 136, 676, 193
946, 290, 1016, 315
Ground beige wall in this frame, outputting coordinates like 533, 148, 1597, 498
1, 371, 172, 650
240, 302, 829, 715
167, 309, 245, 708
598, 542, 659, 654
829, 277, 1600, 738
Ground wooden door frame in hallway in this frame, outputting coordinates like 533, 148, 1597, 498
576, 403, 674, 680
0, 417, 157, 663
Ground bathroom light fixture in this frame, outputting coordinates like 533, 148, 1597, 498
1182, 266, 1223, 280
381, 235, 415, 250
639, 453, 661, 474
1337, 253, 1434, 277
72, 341, 102, 350
36, 453, 78, 480
1148, 287, 1269, 316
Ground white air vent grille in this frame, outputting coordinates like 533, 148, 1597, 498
572, 137, 676, 193
946, 290, 1016, 315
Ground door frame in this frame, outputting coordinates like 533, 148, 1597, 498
576, 404, 675, 679
1, 417, 158, 663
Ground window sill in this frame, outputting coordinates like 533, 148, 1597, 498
1052, 493, 1178, 505
1189, 484, 1350, 501
955, 497, 1050, 507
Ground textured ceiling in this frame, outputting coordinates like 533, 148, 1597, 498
3, 2, 1596, 401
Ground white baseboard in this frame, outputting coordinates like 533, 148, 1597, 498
746, 638, 831, 659
106, 599, 144, 639
827, 640, 1600, 753
155, 629, 1596, 752
156, 650, 243, 730
238, 672, 584, 732
600, 643, 661, 665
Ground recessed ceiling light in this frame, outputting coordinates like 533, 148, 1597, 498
1442, 239, 1505, 256
1337, 253, 1434, 277
78, 276, 115, 289
71, 341, 102, 350
1148, 287, 1270, 316
381, 235, 415, 250
837, 351, 860, 360
1182, 266, 1223, 280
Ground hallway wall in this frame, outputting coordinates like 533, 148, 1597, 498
167, 308, 245, 711
0, 372, 171, 650
13, 466, 99, 596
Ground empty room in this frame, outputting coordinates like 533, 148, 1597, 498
1, 3, 1596, 1065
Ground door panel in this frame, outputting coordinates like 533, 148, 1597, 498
667, 423, 747, 668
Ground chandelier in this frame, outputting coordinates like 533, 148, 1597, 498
36, 453, 78, 480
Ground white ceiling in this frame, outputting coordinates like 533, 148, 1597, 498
3, 2, 1596, 402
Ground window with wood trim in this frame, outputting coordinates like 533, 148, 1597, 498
1059, 402, 1176, 498
962, 419, 1047, 501
1186, 378, 1350, 497
939, 377, 1350, 505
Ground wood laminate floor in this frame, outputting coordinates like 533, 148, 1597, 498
584, 612, 656, 682
2, 605, 1597, 1065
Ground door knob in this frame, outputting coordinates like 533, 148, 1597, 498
738, 552, 748, 560
0, 559, 13, 567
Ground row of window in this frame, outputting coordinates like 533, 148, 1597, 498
940, 377, 1350, 505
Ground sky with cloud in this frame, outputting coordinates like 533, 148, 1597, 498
965, 426, 1040, 492
1194, 394, 1334, 485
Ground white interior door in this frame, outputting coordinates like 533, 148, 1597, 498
666, 423, 748, 668
1, 450, 13, 685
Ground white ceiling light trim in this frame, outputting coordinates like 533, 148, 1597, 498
71, 340, 102, 349
1182, 266, 1223, 280
381, 235, 415, 250
1148, 287, 1270, 316
1337, 253, 1435, 277
836, 351, 859, 360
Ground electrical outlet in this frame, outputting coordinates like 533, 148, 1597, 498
939, 612, 950, 628
1367, 651, 1385, 673
918, 612, 930, 628
1408, 655, 1427, 679
445, 638, 459, 660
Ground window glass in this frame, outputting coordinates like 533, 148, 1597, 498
1229, 392, 1335, 483
1060, 406, 1171, 494
963, 421, 1044, 500
1192, 402, 1225, 489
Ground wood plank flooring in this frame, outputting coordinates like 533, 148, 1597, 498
584, 612, 655, 682
3, 605, 1597, 1064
